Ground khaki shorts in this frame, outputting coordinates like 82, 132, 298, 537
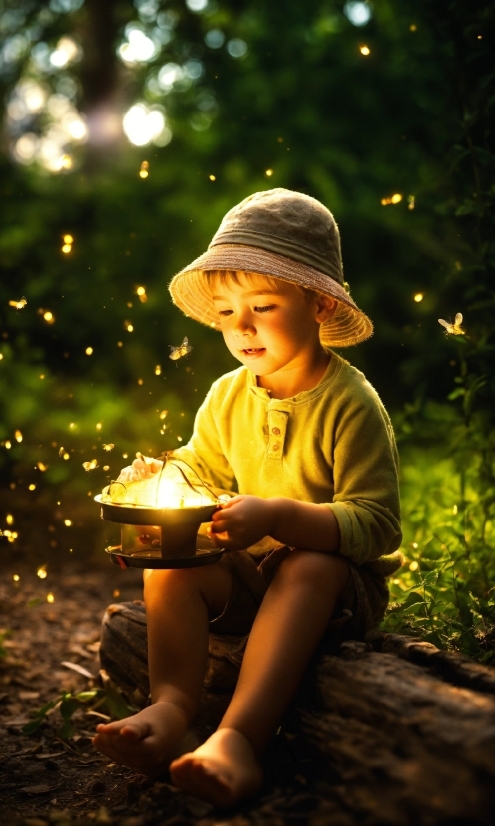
209, 547, 391, 650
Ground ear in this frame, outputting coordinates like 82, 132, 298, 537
314, 295, 338, 323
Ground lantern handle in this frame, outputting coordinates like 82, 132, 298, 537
158, 451, 221, 505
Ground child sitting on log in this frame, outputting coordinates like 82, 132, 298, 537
93, 188, 403, 807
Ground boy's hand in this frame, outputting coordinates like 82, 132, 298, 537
117, 456, 163, 482
209, 495, 275, 551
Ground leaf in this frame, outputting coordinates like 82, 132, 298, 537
61, 661, 93, 679
59, 719, 75, 741
420, 571, 439, 588
22, 718, 44, 735
74, 689, 100, 703
20, 783, 59, 795
403, 590, 426, 605
60, 697, 79, 721
102, 685, 137, 720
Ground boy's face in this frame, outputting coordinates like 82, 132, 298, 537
211, 272, 336, 379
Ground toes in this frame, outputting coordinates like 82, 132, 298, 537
170, 757, 232, 806
120, 722, 149, 740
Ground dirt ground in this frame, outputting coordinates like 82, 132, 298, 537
0, 560, 147, 824
0, 560, 312, 826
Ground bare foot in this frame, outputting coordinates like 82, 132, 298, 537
169, 728, 263, 808
93, 701, 188, 777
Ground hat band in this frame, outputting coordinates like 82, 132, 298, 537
209, 229, 343, 284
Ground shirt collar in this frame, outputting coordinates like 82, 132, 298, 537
247, 350, 344, 405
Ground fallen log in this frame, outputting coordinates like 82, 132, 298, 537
99, 601, 495, 825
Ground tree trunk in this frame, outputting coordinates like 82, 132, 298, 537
99, 602, 495, 825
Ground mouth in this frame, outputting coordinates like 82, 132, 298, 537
241, 347, 265, 357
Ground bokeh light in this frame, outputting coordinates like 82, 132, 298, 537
122, 103, 171, 147
344, 2, 373, 26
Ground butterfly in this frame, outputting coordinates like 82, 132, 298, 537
169, 336, 192, 362
102, 443, 114, 452
438, 313, 465, 336
9, 297, 27, 310
82, 459, 98, 472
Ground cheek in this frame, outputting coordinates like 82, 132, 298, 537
222, 328, 238, 353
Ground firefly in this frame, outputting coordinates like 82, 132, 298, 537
9, 297, 27, 310
139, 160, 149, 178
62, 234, 73, 254
103, 443, 114, 452
381, 193, 403, 205
438, 313, 465, 336
82, 459, 98, 472
169, 336, 192, 362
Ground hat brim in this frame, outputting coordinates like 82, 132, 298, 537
169, 244, 373, 347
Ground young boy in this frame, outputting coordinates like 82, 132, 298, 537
93, 188, 402, 807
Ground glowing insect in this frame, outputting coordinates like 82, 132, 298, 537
438, 313, 465, 336
82, 459, 98, 472
103, 443, 114, 452
9, 296, 27, 310
59, 447, 65, 457
169, 336, 192, 362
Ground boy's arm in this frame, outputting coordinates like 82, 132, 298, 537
325, 389, 402, 565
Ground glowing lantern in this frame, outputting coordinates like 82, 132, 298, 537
96, 454, 226, 568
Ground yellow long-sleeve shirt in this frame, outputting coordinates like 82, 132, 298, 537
173, 351, 402, 568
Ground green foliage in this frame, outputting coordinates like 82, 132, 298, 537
22, 686, 138, 740
382, 444, 495, 661
380, 0, 495, 661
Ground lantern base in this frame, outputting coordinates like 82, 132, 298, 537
105, 535, 225, 569
106, 546, 224, 569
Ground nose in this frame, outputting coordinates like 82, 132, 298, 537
233, 310, 255, 337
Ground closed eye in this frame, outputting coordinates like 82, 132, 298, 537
255, 305, 275, 313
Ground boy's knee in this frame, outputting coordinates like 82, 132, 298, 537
144, 566, 208, 594
276, 549, 350, 592
144, 562, 233, 614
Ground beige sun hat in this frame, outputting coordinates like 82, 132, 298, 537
169, 188, 373, 347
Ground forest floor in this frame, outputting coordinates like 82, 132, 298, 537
0, 560, 150, 825
0, 560, 312, 826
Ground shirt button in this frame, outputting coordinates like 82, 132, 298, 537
272, 427, 281, 435
272, 443, 280, 451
